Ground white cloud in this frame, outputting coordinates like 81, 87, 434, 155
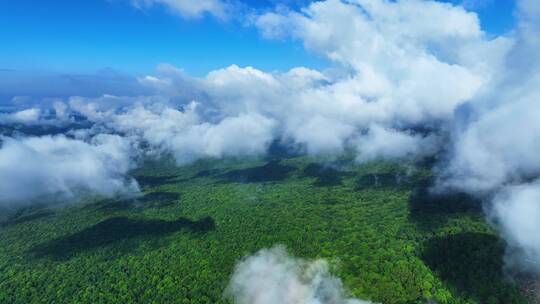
435, 0, 540, 274
490, 181, 540, 273
132, 0, 230, 19
104, 102, 276, 164
438, 97, 540, 194
355, 124, 438, 163
0, 134, 139, 206
251, 0, 501, 132
53, 101, 69, 120
0, 108, 41, 124
437, 0, 540, 193
225, 246, 374, 304
288, 115, 355, 155
7, 0, 503, 164
6, 0, 504, 163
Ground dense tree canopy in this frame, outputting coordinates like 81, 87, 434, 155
0, 156, 527, 303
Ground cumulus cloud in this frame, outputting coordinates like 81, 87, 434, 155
108, 102, 277, 164
355, 124, 438, 163
0, 134, 139, 206
225, 246, 374, 304
0, 108, 42, 125
438, 97, 540, 194
0, 0, 503, 203
239, 0, 506, 157
49, 96, 271, 162
5, 0, 502, 165
489, 181, 540, 274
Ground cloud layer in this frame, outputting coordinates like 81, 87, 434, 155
1, 0, 540, 276
0, 134, 138, 207
490, 181, 540, 273
436, 0, 540, 273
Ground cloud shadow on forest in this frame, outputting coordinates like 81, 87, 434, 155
218, 160, 296, 184
30, 216, 215, 261
0, 208, 55, 228
135, 174, 179, 189
302, 163, 355, 187
140, 191, 180, 208
88, 191, 181, 213
422, 232, 521, 303
408, 178, 482, 231
193, 168, 224, 178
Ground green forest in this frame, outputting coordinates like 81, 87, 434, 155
0, 155, 528, 303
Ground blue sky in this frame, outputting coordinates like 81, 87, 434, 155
0, 0, 517, 76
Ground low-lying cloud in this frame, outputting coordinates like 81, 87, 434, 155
489, 181, 540, 274
435, 0, 540, 271
225, 246, 374, 304
1, 0, 540, 276
0, 134, 139, 207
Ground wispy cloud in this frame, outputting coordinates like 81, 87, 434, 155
131, 0, 232, 19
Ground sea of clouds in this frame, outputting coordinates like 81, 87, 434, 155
1, 0, 540, 282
